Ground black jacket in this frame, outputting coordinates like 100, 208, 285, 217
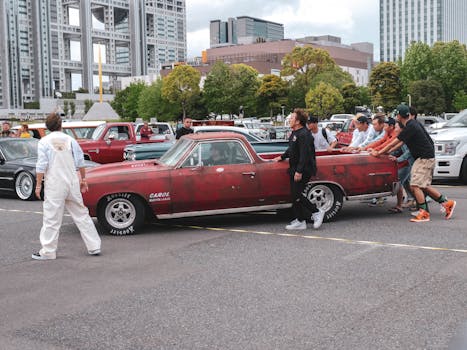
281, 126, 316, 177
175, 127, 194, 140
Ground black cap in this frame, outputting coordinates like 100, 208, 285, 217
385, 117, 396, 126
396, 104, 410, 118
307, 116, 319, 124
356, 115, 369, 124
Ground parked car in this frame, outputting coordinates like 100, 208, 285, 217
134, 122, 175, 141
416, 116, 445, 129
335, 118, 356, 147
83, 133, 398, 235
0, 138, 98, 200
123, 125, 288, 161
318, 121, 344, 136
12, 121, 105, 140
330, 114, 354, 122
431, 109, 467, 183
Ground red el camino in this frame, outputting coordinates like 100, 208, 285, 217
82, 133, 398, 235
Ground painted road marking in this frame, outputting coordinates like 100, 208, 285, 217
163, 223, 467, 254
2, 207, 466, 254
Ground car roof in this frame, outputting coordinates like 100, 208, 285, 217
185, 131, 249, 141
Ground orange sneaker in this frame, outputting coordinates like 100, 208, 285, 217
441, 200, 456, 220
410, 209, 430, 222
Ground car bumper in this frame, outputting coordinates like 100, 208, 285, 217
433, 155, 463, 178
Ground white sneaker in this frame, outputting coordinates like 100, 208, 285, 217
311, 209, 325, 229
285, 220, 306, 230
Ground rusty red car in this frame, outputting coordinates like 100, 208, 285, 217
82, 133, 398, 235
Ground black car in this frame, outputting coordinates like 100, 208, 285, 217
0, 138, 39, 200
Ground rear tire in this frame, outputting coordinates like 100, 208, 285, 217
98, 193, 146, 235
15, 171, 35, 201
303, 183, 344, 222
460, 157, 467, 184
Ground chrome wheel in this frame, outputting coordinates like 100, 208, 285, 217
105, 198, 137, 230
15, 172, 35, 200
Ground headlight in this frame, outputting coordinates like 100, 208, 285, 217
130, 153, 137, 161
435, 140, 460, 156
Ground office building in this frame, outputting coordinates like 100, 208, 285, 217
201, 36, 373, 87
0, 0, 186, 111
380, 0, 467, 61
210, 16, 284, 48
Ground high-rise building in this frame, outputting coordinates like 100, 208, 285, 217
0, 0, 186, 110
210, 16, 284, 48
380, 0, 467, 62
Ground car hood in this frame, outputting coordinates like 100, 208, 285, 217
430, 128, 467, 141
86, 159, 170, 179
124, 141, 175, 152
9, 157, 37, 168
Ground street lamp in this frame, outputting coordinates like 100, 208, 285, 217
281, 105, 285, 121
407, 94, 412, 107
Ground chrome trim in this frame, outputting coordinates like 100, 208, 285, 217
346, 191, 393, 201
156, 203, 292, 219
368, 172, 392, 176
0, 176, 14, 181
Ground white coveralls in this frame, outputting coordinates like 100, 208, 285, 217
38, 132, 101, 258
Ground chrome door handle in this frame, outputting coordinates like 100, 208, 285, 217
242, 172, 256, 177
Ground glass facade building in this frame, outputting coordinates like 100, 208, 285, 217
0, 0, 186, 109
210, 16, 284, 48
380, 0, 467, 61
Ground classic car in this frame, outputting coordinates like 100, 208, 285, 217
0, 138, 98, 200
123, 125, 288, 161
82, 133, 398, 235
12, 121, 105, 140
0, 138, 40, 200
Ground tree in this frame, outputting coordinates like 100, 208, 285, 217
63, 100, 69, 117
309, 68, 353, 91
137, 79, 180, 121
305, 82, 344, 118
408, 80, 445, 115
341, 83, 361, 114
69, 101, 76, 117
230, 64, 260, 117
400, 42, 433, 93
282, 46, 337, 106
162, 65, 201, 119
369, 62, 402, 112
203, 61, 233, 115
84, 99, 94, 114
111, 81, 146, 121
431, 40, 467, 111
453, 90, 467, 112
256, 74, 288, 119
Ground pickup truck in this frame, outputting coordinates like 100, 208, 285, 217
123, 125, 288, 161
79, 122, 165, 164
82, 132, 398, 235
431, 109, 467, 183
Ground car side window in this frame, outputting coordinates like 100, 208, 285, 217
229, 141, 251, 164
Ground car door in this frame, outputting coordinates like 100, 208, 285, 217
170, 140, 262, 214
98, 125, 134, 163
0, 147, 16, 192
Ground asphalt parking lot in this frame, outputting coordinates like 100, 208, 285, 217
1, 181, 467, 349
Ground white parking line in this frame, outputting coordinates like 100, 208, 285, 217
164, 223, 467, 254
3, 207, 465, 254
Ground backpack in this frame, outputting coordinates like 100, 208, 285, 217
321, 128, 329, 144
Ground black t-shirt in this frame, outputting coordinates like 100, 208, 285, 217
175, 127, 194, 140
397, 119, 434, 159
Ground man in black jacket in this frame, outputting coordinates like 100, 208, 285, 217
175, 118, 194, 140
274, 108, 325, 230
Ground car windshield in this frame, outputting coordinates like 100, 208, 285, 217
0, 139, 38, 160
91, 123, 107, 140
443, 110, 467, 128
159, 138, 193, 166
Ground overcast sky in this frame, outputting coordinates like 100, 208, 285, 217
185, 0, 380, 59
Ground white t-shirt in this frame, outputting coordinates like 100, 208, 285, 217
311, 128, 337, 150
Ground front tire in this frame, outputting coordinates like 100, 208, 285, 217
98, 193, 146, 235
15, 172, 35, 200
460, 157, 467, 184
303, 183, 344, 222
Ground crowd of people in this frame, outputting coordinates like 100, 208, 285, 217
1, 121, 31, 138
278, 105, 456, 229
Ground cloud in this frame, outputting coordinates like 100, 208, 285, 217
186, 0, 379, 59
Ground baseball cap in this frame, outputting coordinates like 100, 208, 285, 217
307, 116, 319, 124
396, 104, 410, 118
384, 117, 396, 126
356, 115, 369, 124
